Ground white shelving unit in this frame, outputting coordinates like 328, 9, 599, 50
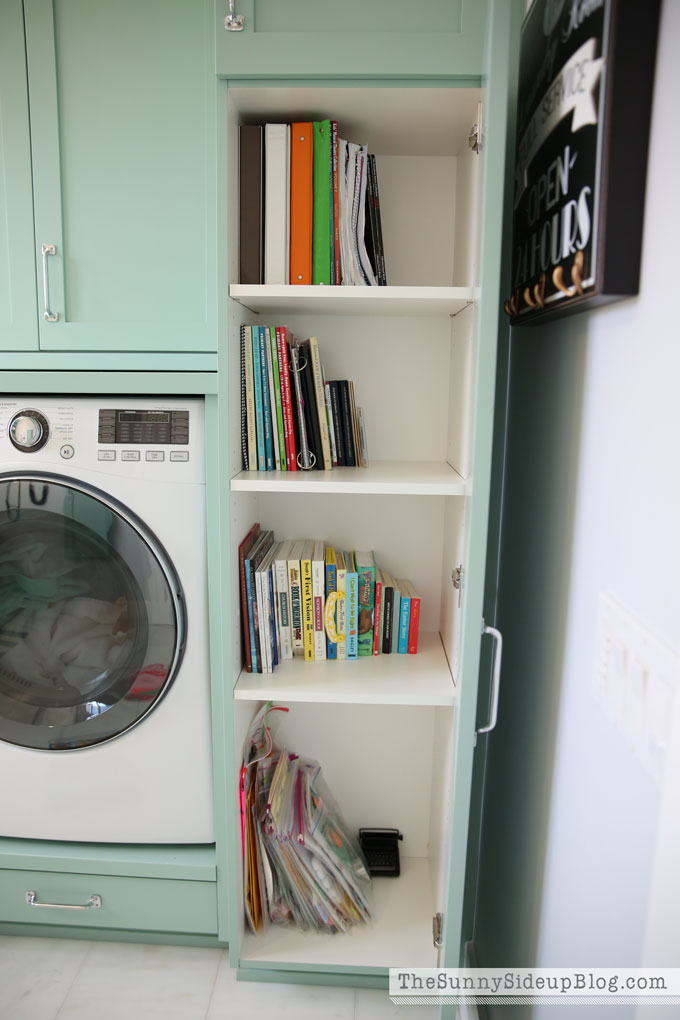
226, 81, 486, 980
231, 461, 469, 496
234, 630, 456, 705
230, 284, 475, 318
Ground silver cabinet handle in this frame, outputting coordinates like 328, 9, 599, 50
225, 0, 244, 30
26, 890, 102, 911
41, 244, 58, 322
474, 620, 503, 745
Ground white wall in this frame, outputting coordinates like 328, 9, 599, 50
531, 0, 680, 1010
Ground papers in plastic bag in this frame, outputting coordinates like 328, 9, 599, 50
241, 702, 372, 935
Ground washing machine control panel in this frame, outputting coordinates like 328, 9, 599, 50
0, 399, 204, 482
97, 408, 189, 446
8, 409, 50, 453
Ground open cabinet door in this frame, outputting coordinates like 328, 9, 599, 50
436, 0, 523, 1002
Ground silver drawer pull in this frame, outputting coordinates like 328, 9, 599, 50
26, 890, 102, 911
225, 0, 244, 30
41, 244, 58, 322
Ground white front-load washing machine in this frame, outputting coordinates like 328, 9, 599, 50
0, 396, 214, 843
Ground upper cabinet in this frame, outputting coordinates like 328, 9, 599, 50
215, 0, 488, 79
2, 0, 217, 355
0, 3, 39, 350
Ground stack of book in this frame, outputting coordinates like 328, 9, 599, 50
241, 324, 367, 472
239, 526, 421, 675
239, 120, 387, 287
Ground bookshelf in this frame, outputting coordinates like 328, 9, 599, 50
234, 630, 456, 705
222, 46, 510, 987
231, 461, 469, 496
230, 284, 476, 318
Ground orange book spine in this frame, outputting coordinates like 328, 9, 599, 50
289, 123, 313, 285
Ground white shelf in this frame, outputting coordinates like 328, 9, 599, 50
231, 461, 469, 496
240, 855, 438, 972
230, 284, 475, 318
234, 631, 455, 706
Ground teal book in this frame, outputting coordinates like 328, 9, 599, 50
258, 325, 274, 470
396, 578, 411, 654
354, 550, 376, 657
312, 120, 331, 285
391, 580, 402, 653
345, 551, 358, 660
269, 326, 287, 470
251, 325, 265, 471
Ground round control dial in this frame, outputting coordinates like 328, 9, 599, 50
9, 410, 50, 453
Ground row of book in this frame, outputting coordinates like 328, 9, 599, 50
239, 120, 387, 287
240, 324, 367, 472
239, 524, 421, 675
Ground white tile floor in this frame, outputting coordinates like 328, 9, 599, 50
0, 937, 440, 1019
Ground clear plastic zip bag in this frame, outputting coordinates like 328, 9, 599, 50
240, 702, 372, 935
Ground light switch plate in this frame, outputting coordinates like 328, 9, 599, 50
594, 593, 679, 784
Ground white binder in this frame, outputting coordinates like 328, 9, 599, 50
264, 123, 290, 284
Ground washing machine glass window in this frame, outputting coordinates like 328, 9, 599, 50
0, 474, 186, 751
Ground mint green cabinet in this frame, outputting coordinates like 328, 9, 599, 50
15, 0, 217, 354
215, 0, 487, 79
0, 2, 39, 351
218, 1, 521, 1000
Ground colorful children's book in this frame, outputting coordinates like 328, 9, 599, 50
245, 530, 275, 671
328, 380, 345, 466
373, 567, 383, 656
300, 540, 315, 661
391, 578, 402, 654
324, 382, 338, 466
354, 550, 376, 657
287, 539, 305, 656
269, 326, 287, 470
255, 542, 278, 673
324, 547, 338, 659
396, 578, 411, 654
251, 326, 265, 471
308, 336, 333, 470
273, 539, 294, 660
401, 579, 421, 654
243, 326, 257, 471
276, 326, 297, 471
380, 570, 395, 654
238, 522, 260, 672
335, 550, 347, 660
258, 325, 274, 470
346, 552, 358, 660
264, 326, 281, 470
312, 539, 327, 661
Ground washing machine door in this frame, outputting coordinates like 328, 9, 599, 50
0, 474, 186, 750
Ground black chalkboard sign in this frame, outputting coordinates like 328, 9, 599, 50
505, 0, 660, 325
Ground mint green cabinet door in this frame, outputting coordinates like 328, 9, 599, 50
216, 0, 487, 79
25, 0, 216, 353
440, 0, 523, 984
0, 1, 39, 351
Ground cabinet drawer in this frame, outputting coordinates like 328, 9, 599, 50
215, 0, 487, 79
0, 869, 217, 935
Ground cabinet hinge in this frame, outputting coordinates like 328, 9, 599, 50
452, 565, 464, 608
433, 912, 443, 948
468, 101, 483, 154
